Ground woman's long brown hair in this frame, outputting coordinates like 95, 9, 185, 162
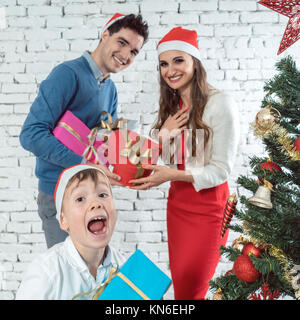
151, 57, 211, 157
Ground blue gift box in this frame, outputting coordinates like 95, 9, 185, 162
97, 249, 171, 300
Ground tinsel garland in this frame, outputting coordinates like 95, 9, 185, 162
242, 220, 296, 293
252, 122, 300, 161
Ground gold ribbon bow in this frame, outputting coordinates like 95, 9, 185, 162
57, 122, 105, 164
263, 179, 274, 191
99, 111, 127, 131
72, 267, 151, 300
120, 135, 153, 181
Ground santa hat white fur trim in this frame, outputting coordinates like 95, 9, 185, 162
157, 40, 201, 61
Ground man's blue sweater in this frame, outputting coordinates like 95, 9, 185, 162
19, 54, 118, 195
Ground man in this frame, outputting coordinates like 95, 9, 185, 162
19, 13, 149, 248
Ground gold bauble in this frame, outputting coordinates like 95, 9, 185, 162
232, 235, 248, 251
255, 106, 281, 131
212, 288, 223, 300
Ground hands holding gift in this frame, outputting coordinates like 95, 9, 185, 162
87, 162, 122, 186
129, 164, 174, 189
129, 164, 194, 190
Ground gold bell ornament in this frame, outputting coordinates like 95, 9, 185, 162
248, 180, 273, 209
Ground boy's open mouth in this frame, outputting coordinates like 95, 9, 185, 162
87, 216, 107, 235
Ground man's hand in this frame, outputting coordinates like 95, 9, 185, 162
87, 162, 122, 186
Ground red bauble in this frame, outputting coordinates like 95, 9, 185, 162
242, 242, 263, 257
233, 255, 261, 283
294, 137, 300, 153
260, 160, 282, 173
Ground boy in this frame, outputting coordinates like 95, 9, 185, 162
16, 165, 125, 300
19, 13, 149, 248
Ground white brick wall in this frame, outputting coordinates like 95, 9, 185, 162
0, 0, 299, 300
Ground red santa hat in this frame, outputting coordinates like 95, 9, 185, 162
157, 26, 201, 60
54, 164, 111, 220
101, 12, 126, 34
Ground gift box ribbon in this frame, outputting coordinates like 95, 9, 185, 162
56, 121, 104, 164
120, 135, 153, 180
72, 267, 151, 300
99, 111, 127, 131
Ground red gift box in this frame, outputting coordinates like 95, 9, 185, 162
53, 111, 109, 166
107, 130, 161, 186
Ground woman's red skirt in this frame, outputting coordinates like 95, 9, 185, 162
167, 179, 229, 300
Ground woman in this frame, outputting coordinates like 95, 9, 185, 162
129, 27, 240, 299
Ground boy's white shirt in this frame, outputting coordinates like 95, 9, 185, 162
16, 236, 126, 300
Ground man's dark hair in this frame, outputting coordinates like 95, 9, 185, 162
107, 14, 149, 44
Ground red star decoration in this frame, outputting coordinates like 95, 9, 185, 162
258, 0, 300, 54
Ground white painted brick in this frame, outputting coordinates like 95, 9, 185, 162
24, 29, 61, 41
219, 1, 257, 11
0, 233, 18, 243
26, 62, 54, 74
10, 211, 39, 222
219, 59, 239, 69
126, 232, 162, 243
240, 12, 279, 23
5, 6, 26, 17
215, 25, 252, 37
13, 104, 31, 114
0, 157, 18, 167
201, 12, 239, 24
118, 210, 152, 222
26, 41, 46, 52
140, 13, 160, 27
141, 1, 178, 13
28, 6, 62, 16
0, 63, 25, 73
0, 201, 26, 212
64, 4, 100, 15
140, 221, 167, 232
17, 0, 49, 4
137, 242, 168, 252
116, 221, 140, 233
253, 24, 285, 36
2, 84, 36, 94
47, 16, 84, 28
63, 27, 98, 40
7, 222, 31, 234
0, 178, 18, 189
138, 190, 164, 199
18, 233, 45, 244
101, 3, 139, 15
226, 70, 248, 81
7, 16, 46, 28
14, 74, 36, 83
180, 0, 218, 12
113, 188, 137, 200
160, 13, 199, 25
152, 210, 166, 220
115, 199, 134, 211
46, 39, 69, 51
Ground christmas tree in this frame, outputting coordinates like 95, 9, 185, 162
209, 56, 300, 300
